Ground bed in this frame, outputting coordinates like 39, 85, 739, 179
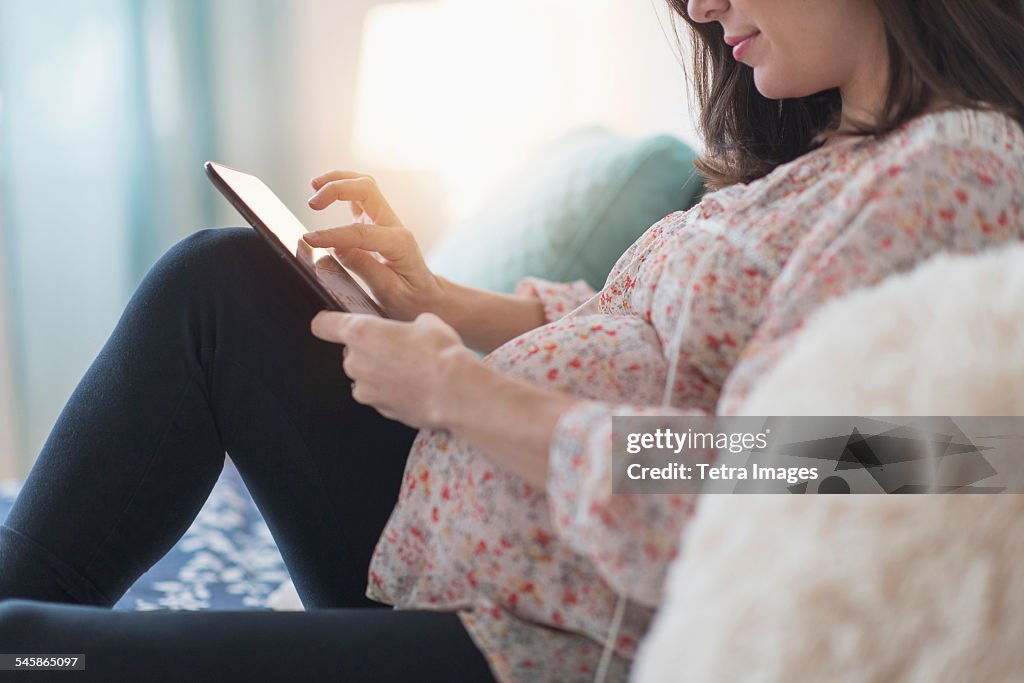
0, 458, 289, 611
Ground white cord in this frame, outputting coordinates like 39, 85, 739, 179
660, 246, 717, 408
592, 225, 771, 683
593, 594, 628, 683
592, 244, 719, 683
925, 425, 942, 494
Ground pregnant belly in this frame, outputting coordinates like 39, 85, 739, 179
482, 312, 669, 405
367, 313, 668, 626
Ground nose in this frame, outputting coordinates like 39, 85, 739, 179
687, 0, 729, 23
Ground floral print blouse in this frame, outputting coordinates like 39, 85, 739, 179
366, 107, 1024, 682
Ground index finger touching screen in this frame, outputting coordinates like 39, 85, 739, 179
205, 161, 385, 317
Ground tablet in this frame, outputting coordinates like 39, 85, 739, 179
204, 161, 385, 317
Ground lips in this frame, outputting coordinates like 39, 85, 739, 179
723, 30, 759, 47
725, 31, 760, 61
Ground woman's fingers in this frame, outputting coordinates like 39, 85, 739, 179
307, 177, 375, 210
330, 247, 393, 294
304, 169, 444, 321
311, 311, 406, 354
311, 170, 368, 191
304, 223, 418, 264
308, 173, 401, 227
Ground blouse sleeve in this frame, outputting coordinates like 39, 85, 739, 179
544, 128, 1024, 608
546, 400, 709, 607
513, 276, 596, 323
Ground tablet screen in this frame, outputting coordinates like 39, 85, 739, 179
207, 162, 382, 316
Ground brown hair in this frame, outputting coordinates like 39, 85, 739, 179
666, 0, 1024, 190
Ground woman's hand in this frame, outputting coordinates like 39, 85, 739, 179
310, 308, 575, 487
303, 171, 445, 321
310, 310, 474, 430
303, 169, 551, 355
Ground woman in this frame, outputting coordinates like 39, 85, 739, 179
2, 0, 1023, 681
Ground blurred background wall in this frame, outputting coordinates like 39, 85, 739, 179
0, 0, 699, 478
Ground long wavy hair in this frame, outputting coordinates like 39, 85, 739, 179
666, 0, 1024, 190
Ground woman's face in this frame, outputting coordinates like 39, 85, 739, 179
687, 0, 887, 103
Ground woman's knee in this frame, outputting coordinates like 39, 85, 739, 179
137, 227, 283, 310
157, 227, 263, 284
174, 226, 262, 260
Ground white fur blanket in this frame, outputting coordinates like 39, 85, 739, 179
633, 243, 1024, 682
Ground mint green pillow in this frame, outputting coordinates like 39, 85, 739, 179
426, 127, 703, 292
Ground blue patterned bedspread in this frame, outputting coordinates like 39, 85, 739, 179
0, 459, 289, 610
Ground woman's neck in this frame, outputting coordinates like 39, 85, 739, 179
818, 97, 957, 150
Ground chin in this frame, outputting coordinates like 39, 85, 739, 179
752, 68, 822, 101
751, 69, 785, 100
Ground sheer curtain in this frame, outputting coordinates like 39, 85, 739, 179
0, 0, 375, 476
0, 214, 15, 477
0, 0, 697, 477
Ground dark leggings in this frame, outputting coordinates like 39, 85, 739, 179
0, 227, 495, 682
